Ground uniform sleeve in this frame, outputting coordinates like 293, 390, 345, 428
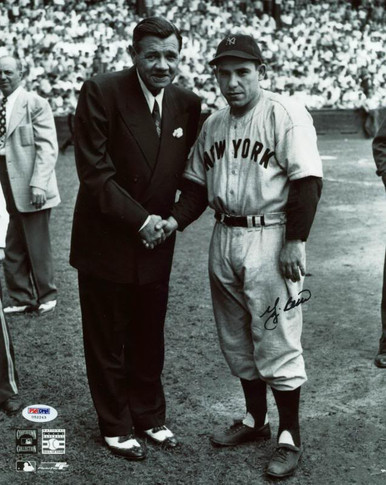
286, 176, 323, 241
373, 116, 386, 187
171, 179, 208, 231
275, 120, 323, 181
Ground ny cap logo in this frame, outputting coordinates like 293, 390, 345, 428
226, 37, 236, 46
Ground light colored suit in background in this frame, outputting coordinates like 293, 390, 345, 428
3, 88, 60, 211
0, 188, 8, 248
0, 86, 60, 307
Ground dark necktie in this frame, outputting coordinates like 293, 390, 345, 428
152, 99, 161, 137
0, 96, 7, 144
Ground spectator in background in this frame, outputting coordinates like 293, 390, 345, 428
363, 85, 381, 136
372, 115, 386, 368
0, 0, 385, 113
0, 56, 60, 315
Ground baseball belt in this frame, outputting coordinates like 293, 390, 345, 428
215, 212, 286, 228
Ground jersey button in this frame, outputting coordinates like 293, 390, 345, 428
232, 170, 236, 175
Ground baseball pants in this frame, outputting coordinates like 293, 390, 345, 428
209, 221, 307, 391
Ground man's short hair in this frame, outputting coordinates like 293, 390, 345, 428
0, 56, 23, 72
133, 17, 183, 52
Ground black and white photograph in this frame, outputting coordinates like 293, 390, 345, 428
0, 0, 385, 483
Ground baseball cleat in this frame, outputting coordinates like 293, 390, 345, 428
210, 421, 271, 447
266, 443, 302, 478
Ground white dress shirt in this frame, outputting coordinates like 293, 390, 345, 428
137, 70, 164, 117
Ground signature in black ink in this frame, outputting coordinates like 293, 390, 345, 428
259, 290, 312, 330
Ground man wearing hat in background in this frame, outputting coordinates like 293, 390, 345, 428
158, 33, 323, 478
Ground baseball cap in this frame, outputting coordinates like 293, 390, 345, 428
209, 34, 264, 66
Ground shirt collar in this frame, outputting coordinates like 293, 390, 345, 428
136, 70, 164, 116
3, 85, 23, 103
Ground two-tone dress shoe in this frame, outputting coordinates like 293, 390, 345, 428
210, 420, 271, 447
0, 394, 23, 416
104, 435, 146, 460
374, 351, 386, 368
266, 443, 302, 478
38, 300, 57, 315
3, 305, 35, 315
143, 425, 178, 448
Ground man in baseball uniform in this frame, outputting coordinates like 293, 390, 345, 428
155, 34, 323, 478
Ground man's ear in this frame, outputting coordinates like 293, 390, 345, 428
257, 64, 266, 80
128, 46, 136, 64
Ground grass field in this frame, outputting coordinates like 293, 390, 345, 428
0, 136, 385, 485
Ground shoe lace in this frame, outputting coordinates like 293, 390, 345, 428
272, 447, 291, 463
229, 420, 248, 434
118, 434, 135, 443
151, 425, 167, 433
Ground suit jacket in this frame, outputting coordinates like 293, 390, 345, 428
4, 88, 60, 212
70, 67, 201, 284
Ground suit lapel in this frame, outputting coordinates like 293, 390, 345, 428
7, 88, 27, 139
118, 72, 160, 171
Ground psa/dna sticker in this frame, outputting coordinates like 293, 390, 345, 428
22, 404, 58, 423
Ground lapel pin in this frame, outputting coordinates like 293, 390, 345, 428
172, 128, 183, 138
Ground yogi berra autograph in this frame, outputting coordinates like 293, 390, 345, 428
260, 290, 312, 330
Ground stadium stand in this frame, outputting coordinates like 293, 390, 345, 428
0, 0, 385, 137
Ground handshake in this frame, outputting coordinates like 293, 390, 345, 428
140, 214, 179, 249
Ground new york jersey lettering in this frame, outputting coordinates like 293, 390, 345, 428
203, 138, 275, 171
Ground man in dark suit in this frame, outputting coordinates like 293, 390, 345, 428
70, 17, 201, 460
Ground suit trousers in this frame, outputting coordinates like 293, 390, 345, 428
0, 158, 57, 306
0, 293, 18, 403
78, 271, 169, 437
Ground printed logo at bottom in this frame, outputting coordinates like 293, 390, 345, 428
38, 462, 69, 472
42, 429, 65, 454
16, 460, 36, 472
16, 429, 38, 453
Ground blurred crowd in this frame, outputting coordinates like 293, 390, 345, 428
0, 0, 385, 114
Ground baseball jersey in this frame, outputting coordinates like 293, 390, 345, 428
184, 89, 323, 216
